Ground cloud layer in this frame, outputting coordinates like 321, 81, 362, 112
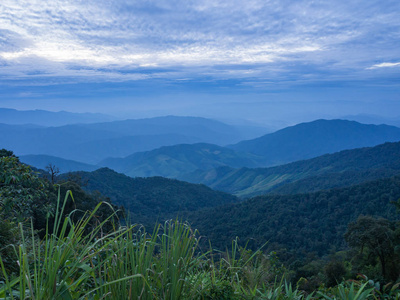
1, 0, 399, 85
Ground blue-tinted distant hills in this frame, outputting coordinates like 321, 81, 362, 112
98, 119, 400, 184
0, 108, 116, 126
0, 115, 256, 164
19, 154, 98, 173
99, 143, 264, 178
229, 119, 400, 166
77, 115, 251, 145
341, 114, 400, 127
4, 117, 400, 178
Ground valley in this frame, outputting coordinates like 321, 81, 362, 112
2, 109, 400, 296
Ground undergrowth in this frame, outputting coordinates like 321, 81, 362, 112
0, 189, 399, 299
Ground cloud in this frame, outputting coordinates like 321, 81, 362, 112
368, 62, 400, 69
0, 0, 399, 85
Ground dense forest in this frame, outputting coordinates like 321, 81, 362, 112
187, 175, 400, 254
2, 145, 400, 298
59, 167, 239, 227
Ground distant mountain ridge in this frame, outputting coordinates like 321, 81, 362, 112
20, 155, 98, 173
0, 108, 116, 126
0, 116, 253, 164
229, 119, 400, 166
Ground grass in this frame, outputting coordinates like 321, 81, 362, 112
0, 189, 398, 299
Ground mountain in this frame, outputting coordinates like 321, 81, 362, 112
0, 108, 116, 126
78, 116, 247, 145
342, 114, 400, 127
183, 141, 400, 197
99, 143, 263, 178
59, 168, 239, 226
186, 175, 400, 257
229, 119, 400, 166
0, 116, 250, 164
20, 155, 98, 173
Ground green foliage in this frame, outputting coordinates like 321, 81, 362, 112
345, 216, 399, 281
0, 189, 399, 299
0, 149, 15, 158
60, 167, 238, 227
318, 280, 374, 300
0, 156, 54, 224
188, 176, 400, 260
324, 260, 348, 287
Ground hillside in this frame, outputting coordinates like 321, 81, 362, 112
60, 168, 239, 226
99, 143, 263, 178
183, 141, 400, 197
229, 119, 400, 166
186, 176, 400, 257
20, 154, 99, 173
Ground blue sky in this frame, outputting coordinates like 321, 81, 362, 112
0, 0, 399, 125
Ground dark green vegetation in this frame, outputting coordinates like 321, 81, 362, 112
0, 151, 117, 272
20, 154, 99, 173
99, 143, 263, 178
187, 176, 400, 256
229, 119, 400, 166
185, 141, 400, 197
60, 167, 239, 227
0, 151, 116, 231
2, 149, 400, 298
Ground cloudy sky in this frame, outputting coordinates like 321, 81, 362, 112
0, 0, 399, 125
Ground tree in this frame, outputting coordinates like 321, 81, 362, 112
0, 149, 16, 158
46, 163, 60, 184
0, 155, 55, 225
344, 216, 396, 279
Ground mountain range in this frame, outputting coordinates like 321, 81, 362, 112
229, 119, 400, 166
0, 108, 116, 126
18, 119, 400, 185
184, 141, 400, 197
1, 115, 259, 163
96, 119, 400, 181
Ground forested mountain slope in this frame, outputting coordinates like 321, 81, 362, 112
184, 141, 400, 197
187, 175, 400, 258
99, 143, 263, 178
60, 167, 239, 226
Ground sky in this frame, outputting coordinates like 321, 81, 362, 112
0, 0, 399, 126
